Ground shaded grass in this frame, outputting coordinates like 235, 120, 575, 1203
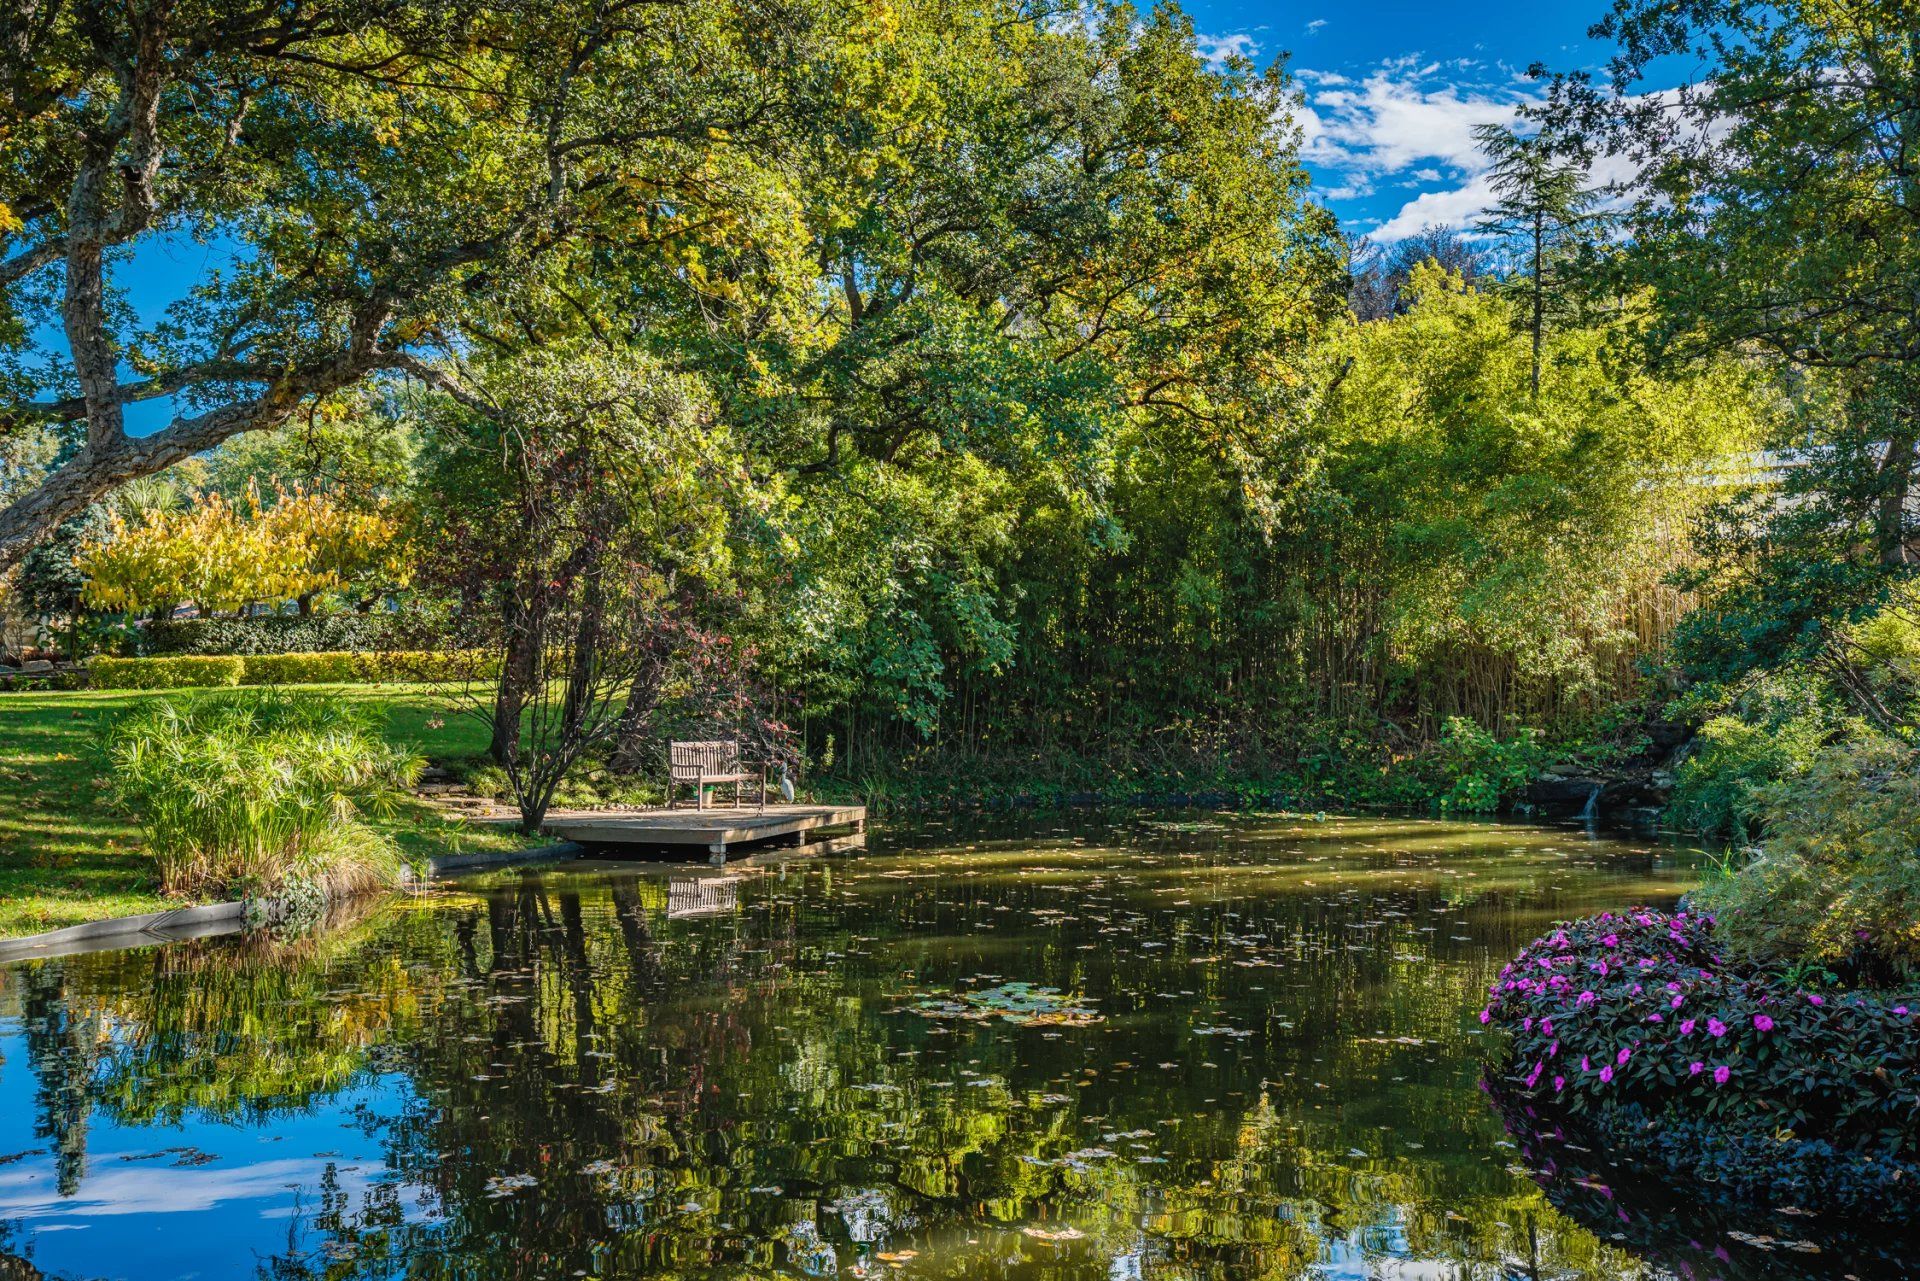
0, 683, 536, 939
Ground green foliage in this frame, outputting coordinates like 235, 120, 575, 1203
1432, 717, 1546, 813
1668, 713, 1825, 841
1550, 0, 1920, 712
1694, 733, 1920, 981
140, 614, 399, 656
101, 691, 423, 898
241, 652, 493, 686
88, 652, 488, 689
89, 656, 245, 690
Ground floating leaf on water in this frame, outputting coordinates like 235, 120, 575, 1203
900, 982, 1101, 1027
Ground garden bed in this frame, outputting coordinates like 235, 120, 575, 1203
1482, 907, 1920, 1208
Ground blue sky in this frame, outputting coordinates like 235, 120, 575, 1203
1182, 0, 1625, 241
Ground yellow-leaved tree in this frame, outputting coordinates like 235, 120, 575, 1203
76, 486, 405, 618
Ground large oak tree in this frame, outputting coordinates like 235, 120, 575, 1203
0, 0, 814, 569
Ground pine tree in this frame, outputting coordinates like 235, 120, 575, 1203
1472, 124, 1594, 401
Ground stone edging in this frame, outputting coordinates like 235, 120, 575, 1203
0, 899, 250, 964
424, 841, 583, 876
0, 843, 586, 964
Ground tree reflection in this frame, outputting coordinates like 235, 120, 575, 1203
0, 824, 1749, 1279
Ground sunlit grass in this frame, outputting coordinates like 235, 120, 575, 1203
0, 683, 531, 938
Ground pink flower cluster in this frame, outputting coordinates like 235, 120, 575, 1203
1481, 908, 1781, 1101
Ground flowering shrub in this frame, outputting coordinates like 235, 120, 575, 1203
1484, 908, 1920, 1153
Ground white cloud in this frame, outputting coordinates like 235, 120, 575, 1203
1290, 55, 1539, 241
1195, 31, 1259, 69
1301, 56, 1529, 180
1371, 174, 1500, 240
1305, 18, 1327, 33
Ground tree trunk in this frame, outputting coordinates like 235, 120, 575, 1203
1875, 424, 1917, 568
557, 566, 606, 741
1530, 207, 1544, 402
490, 591, 539, 765
609, 648, 669, 772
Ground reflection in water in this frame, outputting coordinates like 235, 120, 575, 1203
665, 871, 743, 919
1484, 1083, 1911, 1280
0, 812, 1868, 1279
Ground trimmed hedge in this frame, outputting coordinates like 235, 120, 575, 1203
90, 656, 246, 689
88, 651, 493, 689
139, 614, 400, 657
1484, 908, 1920, 1153
242, 651, 494, 684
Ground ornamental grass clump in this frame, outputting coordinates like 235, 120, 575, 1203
1484, 908, 1919, 1154
105, 691, 423, 899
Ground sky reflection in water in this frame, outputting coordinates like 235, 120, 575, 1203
0, 812, 1871, 1279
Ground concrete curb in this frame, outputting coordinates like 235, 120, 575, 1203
0, 899, 250, 964
426, 841, 583, 876
0, 842, 585, 964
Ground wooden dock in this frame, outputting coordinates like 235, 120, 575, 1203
542, 804, 866, 863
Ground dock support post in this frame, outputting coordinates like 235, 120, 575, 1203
707, 842, 727, 866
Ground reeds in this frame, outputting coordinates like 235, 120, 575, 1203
104, 690, 424, 898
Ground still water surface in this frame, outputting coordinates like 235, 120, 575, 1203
0, 814, 1882, 1279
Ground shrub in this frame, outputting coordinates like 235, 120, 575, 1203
1695, 732, 1920, 980
1666, 711, 1825, 839
1430, 716, 1544, 812
90, 655, 245, 689
240, 652, 368, 684
140, 613, 399, 656
243, 650, 495, 685
103, 690, 423, 898
84, 651, 494, 689
1483, 908, 1919, 1152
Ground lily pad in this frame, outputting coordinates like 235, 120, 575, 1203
902, 982, 1102, 1027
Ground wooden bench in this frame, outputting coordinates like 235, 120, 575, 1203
667, 740, 767, 811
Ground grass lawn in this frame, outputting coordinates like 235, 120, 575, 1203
0, 683, 539, 940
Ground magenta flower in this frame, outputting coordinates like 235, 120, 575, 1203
1577, 991, 1596, 1007
1807, 994, 1824, 1006
1679, 1018, 1696, 1035
1753, 1014, 1774, 1032
1707, 1017, 1727, 1038
1553, 1074, 1566, 1091
1713, 1065, 1731, 1085
1599, 1066, 1614, 1083
1689, 1061, 1704, 1076
1616, 1046, 1632, 1066
1479, 1008, 1491, 1025
1540, 1018, 1553, 1036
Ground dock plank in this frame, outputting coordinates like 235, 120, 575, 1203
543, 804, 866, 859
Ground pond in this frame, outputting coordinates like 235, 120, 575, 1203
0, 813, 1886, 1279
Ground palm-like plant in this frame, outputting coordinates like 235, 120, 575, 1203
105, 691, 423, 897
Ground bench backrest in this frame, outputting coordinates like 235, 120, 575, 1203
670, 740, 740, 776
